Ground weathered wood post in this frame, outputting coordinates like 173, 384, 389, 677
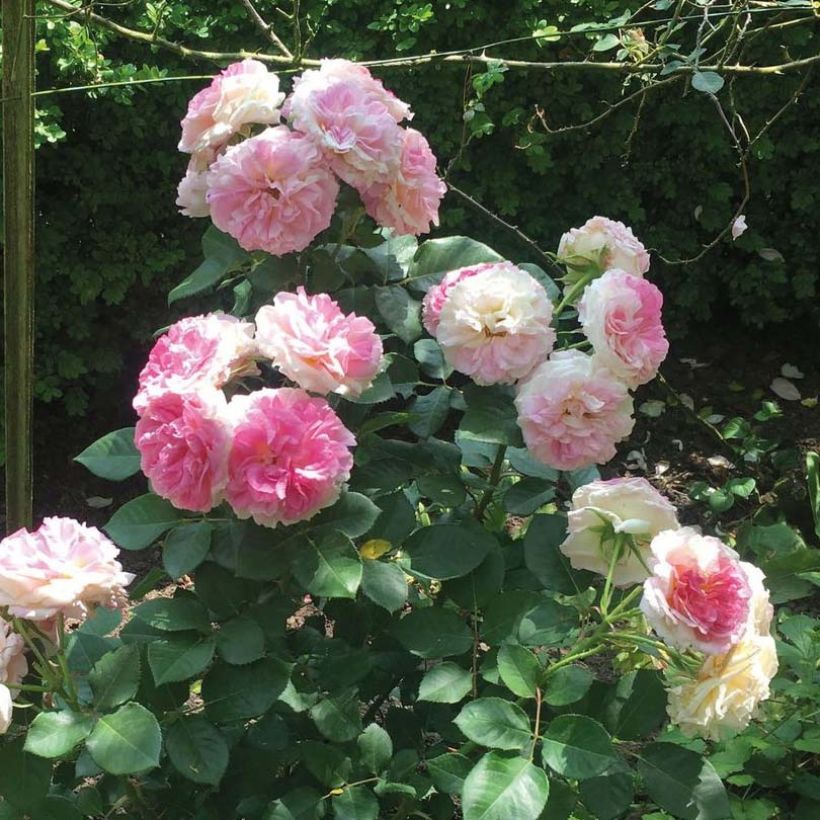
3, 0, 36, 532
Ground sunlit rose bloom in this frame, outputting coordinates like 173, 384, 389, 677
641, 528, 753, 655
255, 287, 383, 397
176, 164, 210, 218
667, 632, 778, 741
560, 477, 679, 587
558, 216, 650, 280
179, 59, 285, 157
515, 350, 635, 471
0, 618, 28, 734
743, 563, 774, 636
207, 126, 339, 255
421, 263, 493, 336
435, 264, 556, 385
225, 388, 356, 528
135, 389, 231, 513
286, 79, 403, 188
578, 269, 669, 388
285, 58, 412, 125
0, 519, 134, 622
359, 128, 446, 236
134, 314, 256, 415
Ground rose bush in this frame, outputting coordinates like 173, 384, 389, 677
0, 60, 779, 820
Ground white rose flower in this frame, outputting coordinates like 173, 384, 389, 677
558, 216, 650, 280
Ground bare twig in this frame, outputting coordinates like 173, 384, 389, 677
237, 0, 293, 58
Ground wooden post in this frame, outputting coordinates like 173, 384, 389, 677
3, 0, 36, 532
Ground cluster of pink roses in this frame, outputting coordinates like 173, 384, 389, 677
421, 217, 668, 471
176, 58, 446, 252
0, 517, 134, 732
559, 477, 777, 739
133, 290, 382, 527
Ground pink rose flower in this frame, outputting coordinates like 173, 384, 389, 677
558, 216, 650, 280
435, 263, 556, 385
421, 262, 502, 335
578, 269, 669, 388
134, 313, 256, 415
0, 618, 27, 734
641, 528, 753, 655
515, 350, 635, 471
255, 287, 383, 397
179, 59, 285, 158
135, 389, 231, 513
561, 477, 679, 587
0, 518, 134, 622
359, 128, 446, 237
207, 126, 339, 255
286, 79, 403, 188
225, 388, 356, 528
285, 58, 412, 125
176, 164, 210, 218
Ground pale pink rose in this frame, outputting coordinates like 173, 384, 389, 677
731, 215, 748, 240
641, 528, 753, 655
0, 617, 27, 734
286, 79, 403, 188
134, 314, 257, 415
561, 477, 679, 587
225, 388, 356, 528
422, 263, 493, 335
135, 389, 231, 513
515, 350, 635, 471
359, 128, 446, 236
558, 216, 650, 280
179, 59, 285, 157
743, 563, 774, 636
435, 264, 556, 385
0, 519, 134, 622
176, 164, 210, 218
207, 126, 339, 255
285, 59, 412, 125
578, 269, 669, 388
255, 287, 383, 397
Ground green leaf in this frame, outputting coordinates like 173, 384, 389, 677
86, 703, 161, 775
414, 338, 452, 380
541, 715, 617, 780
418, 661, 473, 703
593, 33, 620, 51
462, 751, 549, 820
104, 493, 183, 550
543, 665, 594, 707
407, 236, 503, 287
579, 772, 635, 820
169, 226, 248, 303
292, 532, 363, 599
361, 559, 408, 612
497, 644, 539, 698
147, 635, 216, 685
332, 786, 379, 820
368, 491, 417, 545
725, 477, 756, 498
163, 522, 212, 579
134, 596, 211, 633
524, 514, 592, 595
503, 478, 555, 515
203, 657, 291, 723
0, 739, 52, 810
358, 723, 393, 774
517, 599, 578, 647
309, 689, 362, 742
460, 385, 524, 447
264, 788, 324, 820
427, 753, 473, 795
692, 71, 724, 94
608, 670, 667, 739
74, 427, 139, 480
309, 491, 382, 538
375, 285, 422, 343
216, 614, 266, 665
807, 452, 820, 539
416, 474, 467, 507
443, 547, 505, 609
392, 607, 473, 658
89, 644, 141, 711
24, 711, 95, 759
409, 387, 452, 438
454, 697, 532, 750
638, 743, 730, 820
405, 522, 495, 580
165, 716, 229, 785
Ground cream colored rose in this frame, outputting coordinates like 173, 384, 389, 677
560, 478, 679, 587
667, 632, 778, 741
0, 617, 28, 734
557, 216, 650, 279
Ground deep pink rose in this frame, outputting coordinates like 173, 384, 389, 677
207, 126, 339, 255
515, 350, 635, 471
255, 287, 383, 397
135, 389, 231, 513
225, 388, 356, 528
